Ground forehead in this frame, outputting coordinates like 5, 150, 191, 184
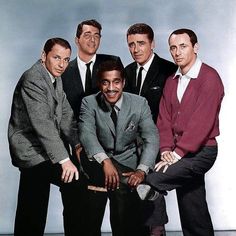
169, 33, 191, 45
82, 24, 100, 33
101, 70, 122, 80
48, 44, 71, 56
127, 33, 150, 42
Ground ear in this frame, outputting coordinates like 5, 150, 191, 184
151, 39, 155, 50
41, 51, 46, 62
194, 43, 199, 54
75, 37, 79, 46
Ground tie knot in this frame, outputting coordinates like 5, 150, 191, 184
86, 61, 92, 68
139, 66, 144, 72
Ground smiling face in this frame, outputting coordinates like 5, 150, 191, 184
127, 33, 154, 66
75, 24, 101, 60
169, 33, 198, 74
41, 44, 71, 77
99, 70, 125, 105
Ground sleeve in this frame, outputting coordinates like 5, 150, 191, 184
78, 97, 107, 159
21, 78, 69, 163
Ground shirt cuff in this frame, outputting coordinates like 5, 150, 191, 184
93, 152, 109, 164
173, 151, 182, 160
136, 164, 149, 174
59, 157, 70, 164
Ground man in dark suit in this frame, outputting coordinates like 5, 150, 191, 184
124, 23, 177, 236
62, 19, 122, 120
78, 60, 159, 236
61, 19, 122, 236
8, 38, 88, 236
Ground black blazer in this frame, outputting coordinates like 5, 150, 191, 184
62, 54, 122, 120
125, 53, 177, 122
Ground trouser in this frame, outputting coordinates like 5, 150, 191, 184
14, 161, 89, 236
146, 146, 217, 236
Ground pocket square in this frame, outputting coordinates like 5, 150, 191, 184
125, 121, 136, 132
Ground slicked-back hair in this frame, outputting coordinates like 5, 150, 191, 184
169, 28, 198, 47
97, 60, 125, 83
126, 23, 154, 42
76, 19, 102, 38
43, 38, 71, 55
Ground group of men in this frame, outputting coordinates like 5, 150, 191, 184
8, 19, 224, 236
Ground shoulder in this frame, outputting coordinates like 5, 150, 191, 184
153, 54, 177, 71
125, 61, 136, 71
123, 92, 147, 105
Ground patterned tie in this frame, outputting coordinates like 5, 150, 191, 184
85, 61, 92, 95
136, 66, 144, 94
110, 105, 117, 127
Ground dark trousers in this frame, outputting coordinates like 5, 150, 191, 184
146, 146, 217, 236
14, 161, 89, 236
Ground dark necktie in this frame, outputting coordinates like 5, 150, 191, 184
110, 105, 117, 127
53, 80, 56, 89
136, 66, 144, 94
85, 61, 92, 95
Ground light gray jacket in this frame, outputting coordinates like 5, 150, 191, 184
78, 92, 159, 171
8, 60, 79, 168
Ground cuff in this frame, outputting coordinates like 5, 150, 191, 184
59, 157, 70, 164
93, 152, 109, 164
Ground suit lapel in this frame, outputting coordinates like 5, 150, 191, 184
97, 94, 116, 136
141, 54, 160, 95
70, 59, 85, 93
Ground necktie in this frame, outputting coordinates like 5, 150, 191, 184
53, 80, 56, 89
85, 61, 92, 95
110, 105, 117, 127
136, 66, 144, 94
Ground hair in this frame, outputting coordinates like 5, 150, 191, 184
43, 37, 71, 55
169, 28, 198, 47
126, 23, 154, 42
76, 19, 102, 38
97, 60, 125, 82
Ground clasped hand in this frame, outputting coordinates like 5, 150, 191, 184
155, 151, 179, 173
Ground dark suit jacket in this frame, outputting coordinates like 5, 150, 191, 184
8, 60, 79, 168
125, 53, 177, 122
78, 92, 159, 186
61, 54, 122, 120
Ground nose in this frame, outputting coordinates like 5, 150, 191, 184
108, 82, 114, 90
58, 60, 65, 68
176, 47, 181, 56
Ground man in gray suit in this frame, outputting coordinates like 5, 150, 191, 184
8, 38, 88, 236
78, 60, 159, 236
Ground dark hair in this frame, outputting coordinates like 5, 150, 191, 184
76, 19, 102, 38
169, 28, 198, 47
43, 38, 71, 55
97, 60, 125, 82
127, 23, 154, 42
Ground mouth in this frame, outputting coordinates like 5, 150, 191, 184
106, 91, 118, 97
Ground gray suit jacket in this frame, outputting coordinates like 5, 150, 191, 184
8, 60, 79, 168
78, 92, 159, 171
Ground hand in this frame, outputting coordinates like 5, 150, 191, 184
155, 152, 179, 173
122, 170, 145, 188
102, 159, 120, 191
61, 159, 79, 183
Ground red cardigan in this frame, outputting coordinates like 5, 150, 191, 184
157, 63, 224, 157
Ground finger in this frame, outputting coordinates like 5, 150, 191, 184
68, 172, 74, 183
75, 171, 79, 180
163, 164, 169, 173
122, 172, 133, 177
155, 162, 166, 172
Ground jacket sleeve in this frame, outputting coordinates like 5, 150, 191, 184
21, 78, 70, 163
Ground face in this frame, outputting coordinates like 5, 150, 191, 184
127, 34, 154, 66
169, 33, 198, 74
75, 24, 101, 57
99, 70, 125, 105
41, 44, 71, 77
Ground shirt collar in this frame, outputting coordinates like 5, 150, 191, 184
104, 94, 123, 111
137, 52, 154, 72
77, 54, 96, 67
173, 57, 202, 80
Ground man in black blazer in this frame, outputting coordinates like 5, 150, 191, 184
125, 23, 177, 236
62, 19, 122, 236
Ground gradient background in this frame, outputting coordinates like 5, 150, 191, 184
0, 0, 235, 233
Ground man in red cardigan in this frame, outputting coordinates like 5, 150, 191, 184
141, 28, 224, 236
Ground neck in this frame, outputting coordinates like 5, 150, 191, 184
78, 52, 94, 63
